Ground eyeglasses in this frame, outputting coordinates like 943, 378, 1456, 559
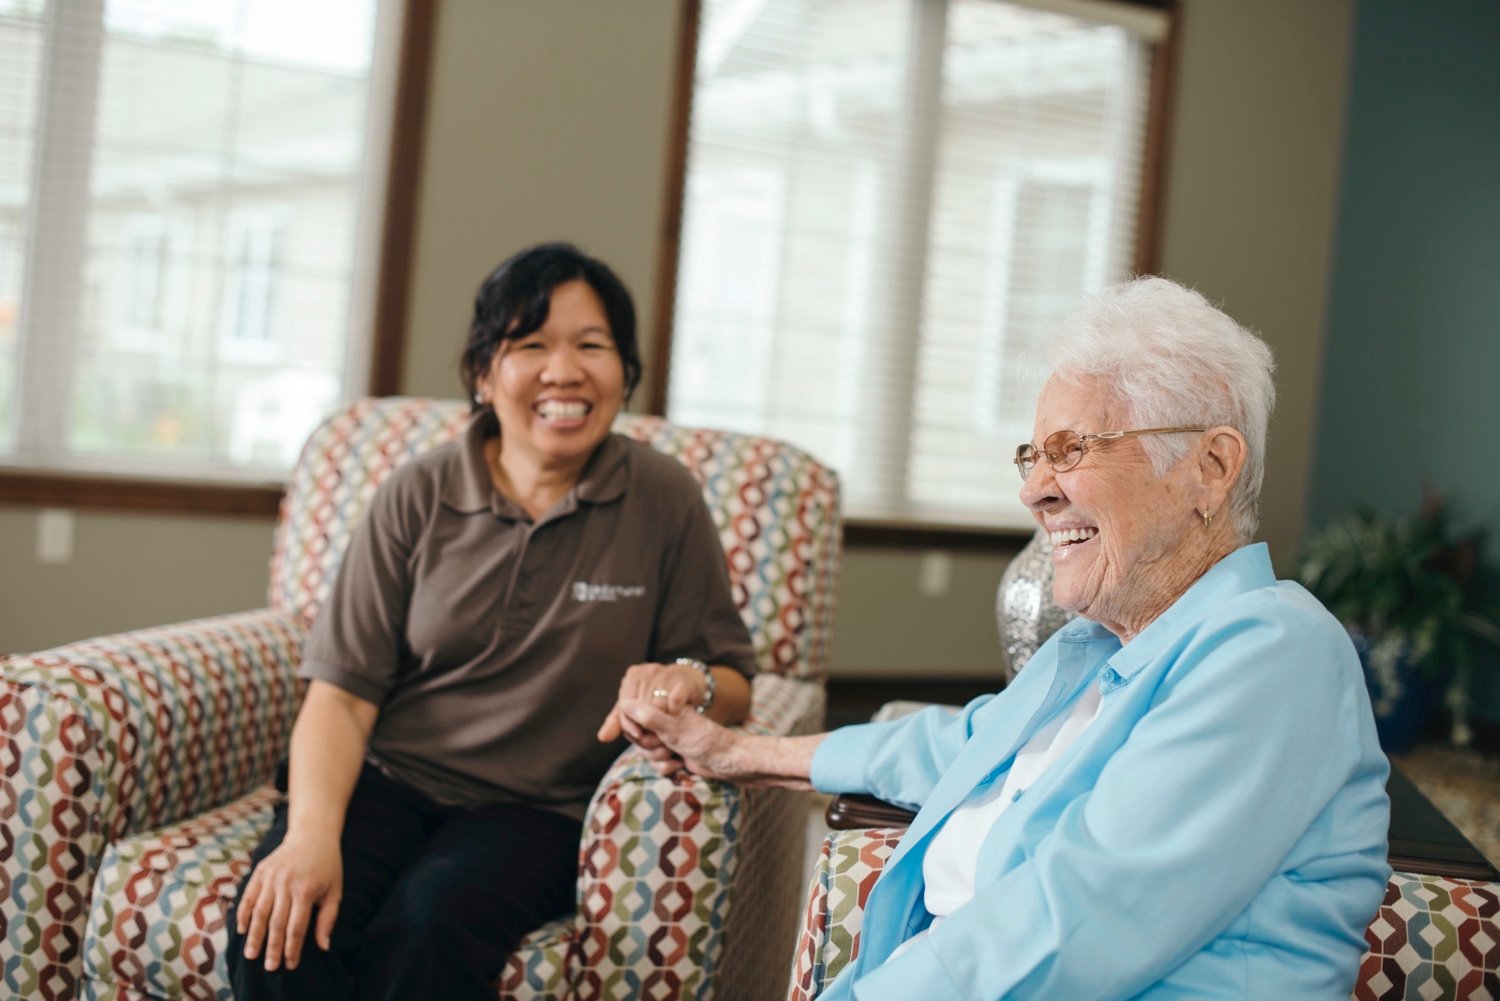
1013, 426, 1207, 481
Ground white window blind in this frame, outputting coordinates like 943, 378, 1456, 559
0, 0, 399, 482
668, 0, 1166, 529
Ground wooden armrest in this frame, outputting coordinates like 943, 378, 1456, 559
825, 793, 917, 830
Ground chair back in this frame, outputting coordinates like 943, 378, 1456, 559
268, 397, 841, 678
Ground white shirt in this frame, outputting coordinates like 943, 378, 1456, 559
923, 681, 1103, 919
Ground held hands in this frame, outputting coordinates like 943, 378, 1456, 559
614, 696, 740, 781
236, 831, 343, 972
597, 660, 709, 743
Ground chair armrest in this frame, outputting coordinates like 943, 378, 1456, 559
571, 673, 825, 1001
1361, 871, 1500, 995
1, 608, 306, 1000
825, 794, 916, 831
573, 753, 740, 999
787, 827, 906, 1001
738, 672, 828, 736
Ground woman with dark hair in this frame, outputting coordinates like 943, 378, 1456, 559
226, 242, 755, 1000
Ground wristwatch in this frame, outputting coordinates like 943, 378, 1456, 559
674, 657, 715, 714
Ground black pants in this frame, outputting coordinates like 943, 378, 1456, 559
225, 763, 582, 1001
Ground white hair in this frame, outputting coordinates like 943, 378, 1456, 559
1044, 276, 1276, 542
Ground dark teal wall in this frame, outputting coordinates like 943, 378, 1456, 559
1310, 0, 1500, 720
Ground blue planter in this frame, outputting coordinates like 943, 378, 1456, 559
1350, 630, 1436, 754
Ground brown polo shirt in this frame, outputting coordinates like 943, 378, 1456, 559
299, 410, 757, 819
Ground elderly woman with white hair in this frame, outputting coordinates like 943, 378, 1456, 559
618, 277, 1391, 1000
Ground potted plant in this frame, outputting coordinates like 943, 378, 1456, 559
1298, 496, 1500, 752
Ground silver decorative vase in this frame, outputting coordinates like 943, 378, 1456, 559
997, 527, 1074, 680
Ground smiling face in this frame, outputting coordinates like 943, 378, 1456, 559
1020, 374, 1212, 641
477, 279, 625, 479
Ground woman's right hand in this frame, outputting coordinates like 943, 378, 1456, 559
619, 697, 741, 780
236, 831, 343, 972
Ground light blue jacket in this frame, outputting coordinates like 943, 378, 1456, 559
810, 544, 1390, 1000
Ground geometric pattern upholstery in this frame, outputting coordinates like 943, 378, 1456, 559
786, 828, 905, 1001
81, 785, 282, 1001
2, 397, 842, 1001
789, 829, 1500, 1001
1, 610, 307, 1001
1355, 872, 1500, 1001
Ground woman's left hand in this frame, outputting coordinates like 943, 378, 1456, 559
597, 660, 707, 743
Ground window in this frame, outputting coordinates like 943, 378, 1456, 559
119, 213, 167, 339
667, 0, 1170, 530
220, 207, 286, 359
0, 0, 404, 484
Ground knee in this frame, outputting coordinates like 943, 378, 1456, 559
364, 892, 468, 953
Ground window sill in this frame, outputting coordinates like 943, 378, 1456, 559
1, 480, 1038, 541
0, 469, 282, 518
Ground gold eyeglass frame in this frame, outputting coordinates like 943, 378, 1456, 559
1013, 426, 1207, 481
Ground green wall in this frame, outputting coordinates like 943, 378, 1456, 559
1310, 0, 1500, 719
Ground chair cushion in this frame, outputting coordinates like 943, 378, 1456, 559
81, 785, 279, 1000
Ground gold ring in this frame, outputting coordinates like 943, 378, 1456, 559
651, 688, 670, 700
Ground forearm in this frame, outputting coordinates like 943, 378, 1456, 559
285, 682, 377, 841
703, 666, 751, 726
722, 731, 826, 790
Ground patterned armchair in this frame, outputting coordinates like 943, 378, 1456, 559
781, 526, 1500, 998
1, 397, 842, 1001
788, 824, 1500, 1000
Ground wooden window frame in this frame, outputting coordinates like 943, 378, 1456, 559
0, 0, 438, 520
649, 0, 1179, 552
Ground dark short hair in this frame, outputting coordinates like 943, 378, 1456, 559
460, 242, 641, 410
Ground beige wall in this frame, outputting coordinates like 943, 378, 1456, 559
1155, 0, 1354, 572
400, 1, 680, 401
0, 0, 1354, 674
0, 508, 273, 652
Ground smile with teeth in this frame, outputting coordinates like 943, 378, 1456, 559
1050, 527, 1098, 548
535, 400, 590, 421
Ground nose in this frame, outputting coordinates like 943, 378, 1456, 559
540, 345, 584, 384
1018, 458, 1063, 513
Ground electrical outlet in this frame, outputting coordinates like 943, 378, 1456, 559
918, 550, 951, 597
37, 509, 75, 564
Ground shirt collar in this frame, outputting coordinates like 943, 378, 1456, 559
441, 409, 630, 515
1105, 542, 1275, 680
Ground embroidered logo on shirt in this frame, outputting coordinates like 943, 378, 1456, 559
572, 581, 647, 602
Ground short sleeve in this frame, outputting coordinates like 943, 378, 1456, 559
298, 471, 421, 706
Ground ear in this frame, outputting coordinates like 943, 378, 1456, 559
1196, 426, 1247, 516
